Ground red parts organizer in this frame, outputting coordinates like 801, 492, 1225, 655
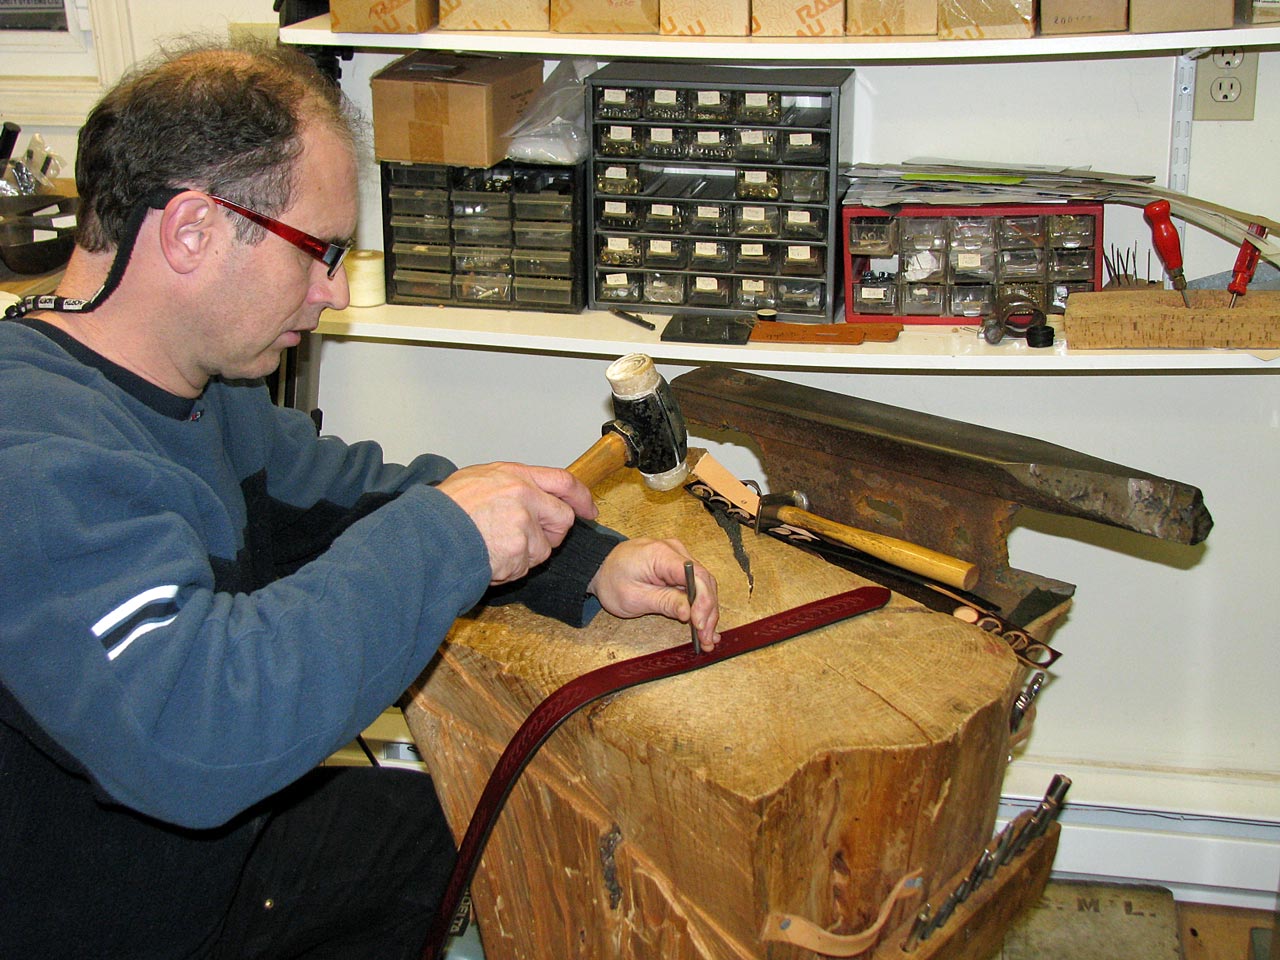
841, 202, 1104, 325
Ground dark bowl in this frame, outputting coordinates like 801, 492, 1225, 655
0, 196, 77, 274
0, 192, 70, 219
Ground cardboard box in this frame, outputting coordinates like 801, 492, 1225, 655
937, 0, 1034, 38
846, 0, 936, 35
329, 0, 436, 32
371, 53, 544, 168
439, 0, 550, 30
1129, 0, 1234, 32
751, 0, 845, 35
1239, 0, 1280, 22
1039, 0, 1126, 33
551, 0, 660, 32
661, 0, 750, 35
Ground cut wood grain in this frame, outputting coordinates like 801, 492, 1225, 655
405, 475, 1030, 960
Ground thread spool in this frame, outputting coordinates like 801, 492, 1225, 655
344, 249, 385, 307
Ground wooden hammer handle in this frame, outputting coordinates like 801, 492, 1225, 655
776, 505, 979, 592
566, 430, 632, 489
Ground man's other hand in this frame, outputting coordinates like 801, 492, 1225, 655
588, 539, 721, 652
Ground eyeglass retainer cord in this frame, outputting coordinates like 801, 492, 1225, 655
3, 188, 182, 321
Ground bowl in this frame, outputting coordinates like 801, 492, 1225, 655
0, 196, 77, 274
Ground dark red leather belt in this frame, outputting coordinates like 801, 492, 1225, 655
420, 584, 892, 959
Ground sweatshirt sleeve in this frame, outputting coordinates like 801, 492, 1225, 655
485, 518, 624, 627
0, 432, 491, 829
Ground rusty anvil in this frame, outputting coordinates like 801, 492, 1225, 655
671, 366, 1212, 626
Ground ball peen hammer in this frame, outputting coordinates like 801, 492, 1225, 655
567, 354, 689, 491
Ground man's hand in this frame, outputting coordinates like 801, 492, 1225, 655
437, 463, 597, 585
588, 538, 721, 652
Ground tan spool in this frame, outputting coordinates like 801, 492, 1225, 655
343, 249, 385, 307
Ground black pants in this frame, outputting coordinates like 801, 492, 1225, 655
3, 761, 456, 960
209, 766, 457, 960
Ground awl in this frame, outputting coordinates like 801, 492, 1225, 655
1144, 200, 1192, 308
1228, 224, 1267, 308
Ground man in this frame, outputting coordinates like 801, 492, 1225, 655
0, 41, 719, 959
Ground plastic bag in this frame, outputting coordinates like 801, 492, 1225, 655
505, 59, 598, 165
1, 134, 64, 198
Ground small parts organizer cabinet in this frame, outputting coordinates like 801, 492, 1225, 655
586, 62, 854, 323
842, 203, 1105, 324
380, 160, 587, 313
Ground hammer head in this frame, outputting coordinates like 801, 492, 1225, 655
605, 354, 689, 491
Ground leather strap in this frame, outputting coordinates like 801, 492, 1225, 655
420, 585, 892, 960
761, 869, 922, 956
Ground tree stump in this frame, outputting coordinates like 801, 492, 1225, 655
404, 473, 1026, 960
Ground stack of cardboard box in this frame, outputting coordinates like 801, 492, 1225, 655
330, 0, 1249, 38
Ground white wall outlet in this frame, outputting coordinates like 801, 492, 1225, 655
1193, 48, 1258, 121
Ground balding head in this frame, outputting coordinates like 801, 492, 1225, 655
74, 41, 358, 253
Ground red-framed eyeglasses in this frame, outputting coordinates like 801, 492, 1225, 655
209, 194, 351, 279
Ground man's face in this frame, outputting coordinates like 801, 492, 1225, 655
199, 122, 357, 384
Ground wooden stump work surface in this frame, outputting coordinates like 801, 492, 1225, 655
404, 474, 1026, 960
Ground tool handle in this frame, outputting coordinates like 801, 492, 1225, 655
776, 505, 979, 592
1228, 224, 1267, 297
1144, 199, 1185, 276
566, 430, 632, 489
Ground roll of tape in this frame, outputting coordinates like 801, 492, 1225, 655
344, 249, 385, 307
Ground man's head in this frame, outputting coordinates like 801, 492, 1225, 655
75, 40, 357, 253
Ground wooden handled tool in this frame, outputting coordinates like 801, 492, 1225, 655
762, 495, 979, 592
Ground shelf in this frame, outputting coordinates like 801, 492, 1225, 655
314, 303, 1280, 371
281, 14, 1280, 61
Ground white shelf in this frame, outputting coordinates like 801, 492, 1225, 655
315, 304, 1280, 371
281, 14, 1280, 61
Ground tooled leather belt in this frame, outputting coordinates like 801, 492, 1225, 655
420, 585, 892, 960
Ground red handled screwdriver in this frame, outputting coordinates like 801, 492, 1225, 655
1144, 199, 1192, 308
1228, 224, 1267, 308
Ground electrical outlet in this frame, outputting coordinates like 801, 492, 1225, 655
1193, 48, 1258, 121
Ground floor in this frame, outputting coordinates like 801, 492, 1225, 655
1179, 901, 1276, 960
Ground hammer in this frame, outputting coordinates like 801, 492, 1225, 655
758, 490, 979, 591
567, 354, 689, 491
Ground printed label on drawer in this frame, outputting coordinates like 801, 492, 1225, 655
742, 206, 766, 221
609, 126, 632, 139
654, 88, 678, 103
603, 88, 626, 103
957, 252, 982, 269
604, 201, 629, 215
745, 92, 769, 107
789, 132, 813, 147
605, 273, 630, 286
743, 278, 765, 292
695, 276, 720, 291
741, 130, 765, 144
741, 243, 765, 257
862, 287, 887, 300
652, 203, 675, 217
694, 241, 718, 256
696, 205, 719, 218
649, 239, 673, 254
605, 166, 628, 180
744, 170, 768, 184
788, 245, 813, 260
697, 130, 720, 144
608, 237, 634, 252
651, 127, 674, 142
697, 90, 722, 106
787, 210, 812, 225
